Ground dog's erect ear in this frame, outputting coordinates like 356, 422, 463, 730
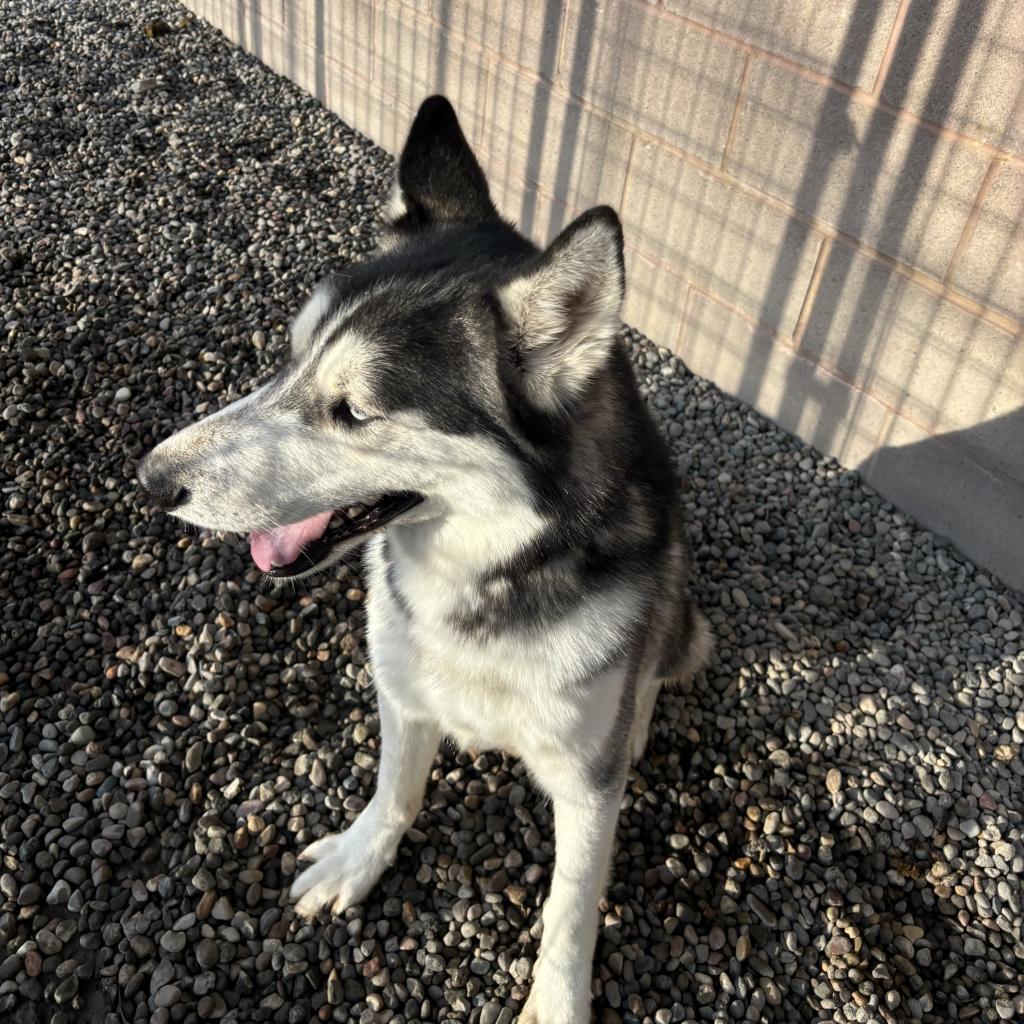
498, 206, 625, 412
388, 95, 497, 228
289, 278, 334, 358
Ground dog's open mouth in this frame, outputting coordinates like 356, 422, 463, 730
249, 493, 421, 578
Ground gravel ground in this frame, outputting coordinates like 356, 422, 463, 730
2, 2, 1023, 1023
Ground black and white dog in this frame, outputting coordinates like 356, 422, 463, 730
139, 96, 711, 1023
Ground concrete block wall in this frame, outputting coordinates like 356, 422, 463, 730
182, 0, 1024, 589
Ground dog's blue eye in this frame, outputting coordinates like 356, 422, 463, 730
333, 399, 370, 425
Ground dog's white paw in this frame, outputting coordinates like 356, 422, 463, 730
519, 963, 591, 1024
290, 826, 393, 918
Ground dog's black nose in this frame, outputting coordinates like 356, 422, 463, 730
151, 481, 189, 510
138, 459, 189, 510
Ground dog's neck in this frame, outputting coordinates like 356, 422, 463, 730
387, 501, 547, 584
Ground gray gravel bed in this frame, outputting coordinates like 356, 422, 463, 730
1, 2, 1022, 1023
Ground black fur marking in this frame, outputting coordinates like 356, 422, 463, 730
451, 554, 588, 637
394, 96, 499, 229
310, 224, 537, 443
380, 538, 412, 620
449, 516, 662, 639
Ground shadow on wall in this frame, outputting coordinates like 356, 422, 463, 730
736, 0, 1022, 591
228, 0, 1023, 589
737, 0, 983, 443
575, 0, 1022, 589
858, 406, 1024, 590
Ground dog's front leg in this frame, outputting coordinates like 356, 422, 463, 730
291, 692, 440, 917
520, 770, 625, 1024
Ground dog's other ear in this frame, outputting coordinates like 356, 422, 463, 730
499, 206, 625, 413
289, 278, 334, 359
388, 95, 498, 228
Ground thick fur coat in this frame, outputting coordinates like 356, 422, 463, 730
139, 96, 711, 1024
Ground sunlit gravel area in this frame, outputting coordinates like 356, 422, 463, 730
2, 2, 1023, 1024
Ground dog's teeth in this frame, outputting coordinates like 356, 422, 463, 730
346, 505, 364, 518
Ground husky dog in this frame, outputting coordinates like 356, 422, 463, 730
139, 96, 711, 1023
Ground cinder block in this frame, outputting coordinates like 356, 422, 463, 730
179, 0, 209, 21
485, 170, 577, 243
800, 243, 1024, 480
283, 0, 374, 77
952, 163, 1024, 324
727, 60, 990, 277
201, 0, 233, 28
861, 414, 1024, 592
259, 22, 295, 79
271, 38, 412, 158
880, 0, 1024, 156
486, 172, 530, 230
561, 0, 746, 165
231, 0, 289, 31
373, 5, 489, 144
186, 3, 374, 103
667, 0, 900, 90
621, 140, 821, 335
222, 0, 277, 54
679, 292, 890, 469
481, 64, 633, 231
261, 32, 321, 102
439, 0, 565, 76
263, 0, 288, 28
622, 247, 688, 354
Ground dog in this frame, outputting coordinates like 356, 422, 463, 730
138, 95, 711, 1024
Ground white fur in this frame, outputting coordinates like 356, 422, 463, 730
289, 280, 333, 357
145, 318, 537, 539
499, 215, 623, 412
384, 178, 409, 222
286, 494, 706, 1024
314, 331, 381, 408
367, 530, 641, 753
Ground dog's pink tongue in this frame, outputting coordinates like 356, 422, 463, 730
249, 511, 333, 571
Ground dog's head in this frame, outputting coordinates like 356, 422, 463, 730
138, 96, 625, 578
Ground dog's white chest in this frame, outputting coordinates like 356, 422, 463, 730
413, 651, 532, 752
370, 604, 564, 753
362, 535, 630, 757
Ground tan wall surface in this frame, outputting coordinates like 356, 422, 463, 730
182, 0, 1024, 589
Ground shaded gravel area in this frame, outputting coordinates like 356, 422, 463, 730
2, 2, 1023, 1023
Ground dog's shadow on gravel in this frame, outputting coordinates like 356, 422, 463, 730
622, 554, 1023, 1022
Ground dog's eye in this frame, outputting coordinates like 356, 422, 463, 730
333, 399, 371, 425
